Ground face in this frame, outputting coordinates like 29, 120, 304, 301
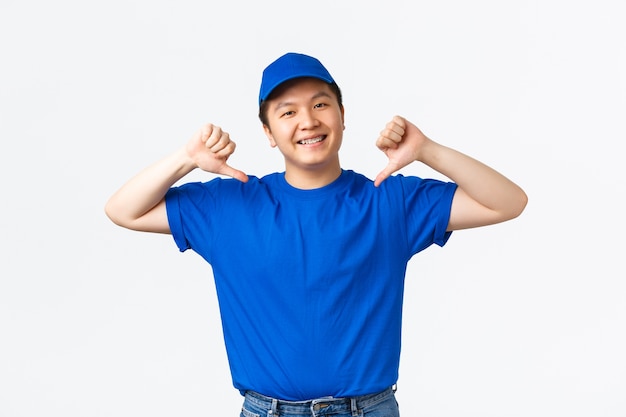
263, 78, 345, 185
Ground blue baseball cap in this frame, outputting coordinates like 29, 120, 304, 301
259, 52, 335, 106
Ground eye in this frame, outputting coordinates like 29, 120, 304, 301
281, 110, 295, 117
313, 102, 327, 109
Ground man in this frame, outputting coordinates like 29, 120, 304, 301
105, 52, 527, 416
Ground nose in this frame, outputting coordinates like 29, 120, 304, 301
299, 109, 320, 129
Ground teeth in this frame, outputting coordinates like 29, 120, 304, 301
299, 136, 324, 145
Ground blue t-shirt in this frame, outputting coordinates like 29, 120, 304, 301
165, 169, 457, 400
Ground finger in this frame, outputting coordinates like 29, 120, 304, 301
388, 115, 406, 133
209, 132, 232, 153
205, 126, 225, 149
214, 141, 236, 158
380, 123, 405, 144
392, 115, 407, 130
219, 164, 249, 183
374, 162, 397, 187
376, 136, 399, 150
198, 124, 215, 144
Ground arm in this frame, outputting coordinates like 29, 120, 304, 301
375, 115, 527, 231
104, 124, 248, 233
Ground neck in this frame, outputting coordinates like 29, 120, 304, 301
284, 161, 342, 190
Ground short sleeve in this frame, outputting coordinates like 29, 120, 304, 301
165, 186, 190, 252
399, 176, 458, 254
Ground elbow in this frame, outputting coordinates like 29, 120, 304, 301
507, 189, 529, 220
104, 199, 128, 228
104, 202, 120, 227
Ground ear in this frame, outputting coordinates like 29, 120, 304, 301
263, 124, 277, 148
341, 106, 346, 130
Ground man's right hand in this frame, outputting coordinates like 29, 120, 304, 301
186, 123, 249, 183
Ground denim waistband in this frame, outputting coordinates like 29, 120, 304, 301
243, 386, 396, 416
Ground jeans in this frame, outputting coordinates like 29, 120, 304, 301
240, 386, 400, 417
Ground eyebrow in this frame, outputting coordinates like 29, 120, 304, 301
274, 91, 333, 111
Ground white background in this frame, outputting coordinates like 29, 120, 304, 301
1, 0, 625, 416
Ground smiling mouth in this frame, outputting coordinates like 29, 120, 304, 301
298, 135, 326, 145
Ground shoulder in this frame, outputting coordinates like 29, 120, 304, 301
166, 175, 271, 207
172, 175, 267, 192
378, 173, 455, 190
372, 174, 458, 208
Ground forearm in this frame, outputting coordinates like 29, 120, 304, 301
104, 147, 195, 230
419, 139, 528, 224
